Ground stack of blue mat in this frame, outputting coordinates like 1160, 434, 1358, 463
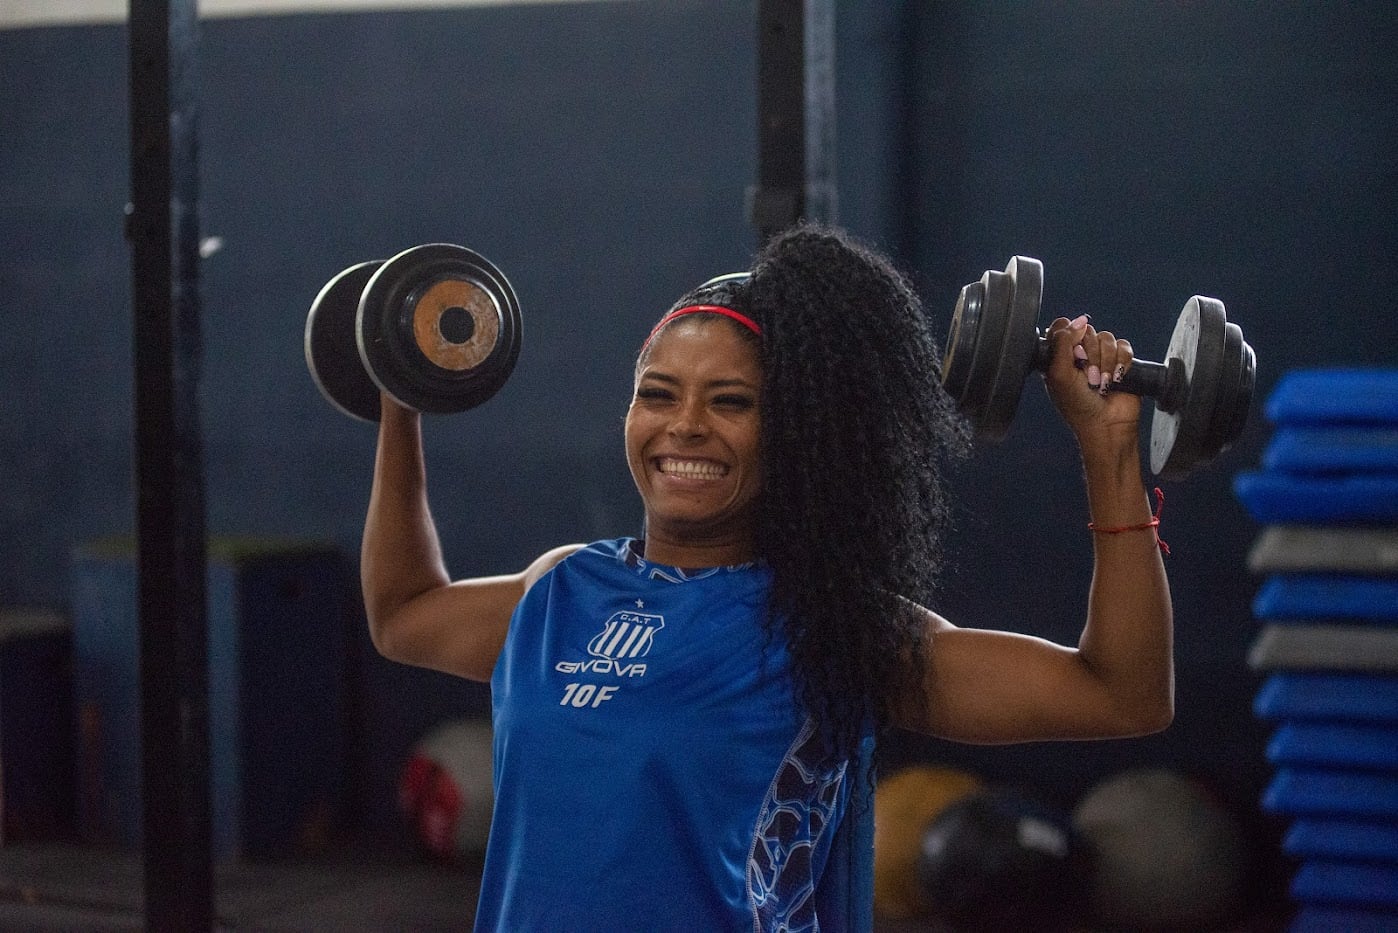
1234, 368, 1398, 931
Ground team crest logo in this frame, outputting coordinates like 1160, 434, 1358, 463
587, 610, 665, 660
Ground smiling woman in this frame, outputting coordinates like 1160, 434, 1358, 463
360, 223, 1174, 932
625, 313, 764, 568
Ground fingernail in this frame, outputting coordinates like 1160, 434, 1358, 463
1068, 314, 1089, 328
1113, 364, 1126, 384
1073, 344, 1088, 361
1087, 364, 1101, 387
1100, 379, 1110, 397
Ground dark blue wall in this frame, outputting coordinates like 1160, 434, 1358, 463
890, 3, 1395, 804
3, 0, 1395, 861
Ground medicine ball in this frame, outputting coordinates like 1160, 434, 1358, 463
915, 787, 1089, 933
398, 718, 494, 860
1072, 767, 1251, 930
872, 765, 983, 919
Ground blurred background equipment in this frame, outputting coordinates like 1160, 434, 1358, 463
398, 718, 494, 862
916, 786, 1087, 933
1071, 767, 1252, 930
872, 764, 982, 920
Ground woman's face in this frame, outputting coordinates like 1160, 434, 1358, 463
625, 316, 762, 559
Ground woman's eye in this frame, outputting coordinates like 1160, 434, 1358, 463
714, 394, 756, 410
634, 386, 673, 402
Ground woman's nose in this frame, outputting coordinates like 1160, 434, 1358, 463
667, 399, 709, 439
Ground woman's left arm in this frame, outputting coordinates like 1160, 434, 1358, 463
895, 316, 1173, 743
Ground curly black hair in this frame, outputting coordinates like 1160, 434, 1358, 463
647, 224, 969, 757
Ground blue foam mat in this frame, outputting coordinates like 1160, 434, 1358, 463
1265, 369, 1398, 426
1292, 906, 1398, 932
1264, 426, 1398, 474
1263, 769, 1398, 819
1291, 860, 1398, 908
1254, 575, 1398, 622
1234, 471, 1398, 524
1268, 723, 1398, 770
1255, 672, 1398, 722
1285, 819, 1398, 862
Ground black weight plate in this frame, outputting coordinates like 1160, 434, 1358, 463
305, 260, 384, 422
1221, 324, 1256, 451
1196, 319, 1248, 464
978, 256, 1043, 442
1150, 296, 1227, 478
957, 269, 1013, 421
1196, 317, 1242, 463
357, 243, 522, 415
941, 280, 983, 405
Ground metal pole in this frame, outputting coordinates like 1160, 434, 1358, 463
748, 0, 837, 243
127, 0, 214, 926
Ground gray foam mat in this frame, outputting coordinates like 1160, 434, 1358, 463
1249, 623, 1398, 672
1247, 526, 1398, 575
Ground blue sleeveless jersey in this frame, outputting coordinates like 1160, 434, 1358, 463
477, 538, 853, 932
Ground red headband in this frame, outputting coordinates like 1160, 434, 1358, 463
640, 304, 762, 352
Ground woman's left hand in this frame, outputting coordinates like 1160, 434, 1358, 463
1044, 314, 1141, 448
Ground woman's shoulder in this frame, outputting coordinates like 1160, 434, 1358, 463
521, 538, 636, 590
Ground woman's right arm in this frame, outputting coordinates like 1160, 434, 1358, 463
361, 396, 579, 682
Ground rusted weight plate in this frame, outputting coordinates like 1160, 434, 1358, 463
357, 243, 522, 417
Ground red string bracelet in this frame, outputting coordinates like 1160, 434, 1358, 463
1088, 487, 1170, 555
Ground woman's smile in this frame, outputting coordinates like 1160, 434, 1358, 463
654, 456, 731, 481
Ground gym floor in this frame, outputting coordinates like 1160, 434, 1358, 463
0, 843, 482, 932
0, 842, 1288, 932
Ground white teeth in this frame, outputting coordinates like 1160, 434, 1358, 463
658, 458, 728, 479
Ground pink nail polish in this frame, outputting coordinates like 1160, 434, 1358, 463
1068, 314, 1089, 328
1087, 364, 1101, 387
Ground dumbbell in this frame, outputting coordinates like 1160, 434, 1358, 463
941, 257, 1255, 480
304, 243, 522, 422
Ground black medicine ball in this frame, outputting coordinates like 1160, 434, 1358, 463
914, 787, 1089, 933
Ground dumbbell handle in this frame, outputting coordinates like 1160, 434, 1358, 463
1033, 335, 1186, 414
